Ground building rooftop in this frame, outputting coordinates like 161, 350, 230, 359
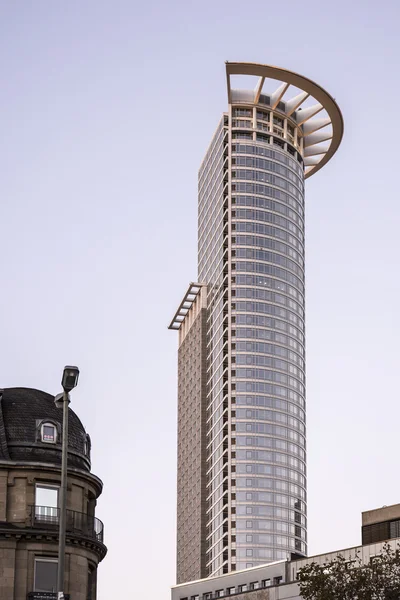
0, 387, 91, 471
225, 61, 344, 178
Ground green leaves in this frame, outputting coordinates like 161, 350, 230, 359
297, 543, 400, 600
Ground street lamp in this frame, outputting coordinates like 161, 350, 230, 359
56, 366, 79, 598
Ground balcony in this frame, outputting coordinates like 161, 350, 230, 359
27, 594, 70, 600
31, 505, 104, 544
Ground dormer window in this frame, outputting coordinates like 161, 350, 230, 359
41, 423, 57, 444
84, 434, 91, 458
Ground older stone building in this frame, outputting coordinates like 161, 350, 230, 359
0, 387, 106, 600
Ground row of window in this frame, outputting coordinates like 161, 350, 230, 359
233, 234, 304, 267
236, 433, 306, 461
233, 108, 252, 117
233, 203, 304, 244
256, 133, 303, 163
235, 436, 305, 460
235, 478, 306, 498
233, 274, 301, 309
186, 576, 282, 600
233, 194, 304, 227
233, 286, 304, 317
235, 490, 305, 511
232, 270, 302, 308
231, 118, 254, 128
234, 340, 304, 369
233, 120, 297, 146
234, 355, 304, 383
232, 132, 301, 158
234, 368, 305, 396
235, 382, 305, 410
232, 143, 303, 176
235, 394, 305, 420
232, 156, 303, 188
233, 220, 303, 252
233, 169, 302, 201
235, 313, 304, 345
232, 179, 304, 214
235, 326, 304, 356
236, 506, 305, 526
236, 541, 293, 556
234, 263, 304, 296
236, 511, 306, 528
235, 464, 305, 486
233, 299, 304, 328
238, 532, 295, 545
232, 130, 288, 145
236, 407, 304, 431
232, 109, 273, 122
232, 108, 289, 128
234, 277, 303, 308
235, 419, 305, 443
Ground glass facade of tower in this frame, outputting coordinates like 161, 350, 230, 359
198, 116, 230, 578
197, 99, 307, 576
230, 108, 307, 571
170, 63, 343, 584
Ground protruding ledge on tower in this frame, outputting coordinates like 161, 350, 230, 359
168, 282, 206, 331
226, 61, 344, 178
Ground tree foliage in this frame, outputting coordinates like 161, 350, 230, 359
297, 542, 400, 600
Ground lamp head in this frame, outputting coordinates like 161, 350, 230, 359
62, 366, 79, 393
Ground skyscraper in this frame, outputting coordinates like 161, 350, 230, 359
169, 62, 343, 584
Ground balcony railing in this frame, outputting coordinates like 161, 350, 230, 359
31, 505, 104, 543
27, 594, 70, 600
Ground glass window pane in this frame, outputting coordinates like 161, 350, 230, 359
36, 485, 58, 508
42, 425, 56, 442
35, 560, 58, 592
35, 485, 59, 522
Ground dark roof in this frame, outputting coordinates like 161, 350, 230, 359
0, 388, 91, 471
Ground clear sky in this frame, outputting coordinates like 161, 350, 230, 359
0, 1, 399, 598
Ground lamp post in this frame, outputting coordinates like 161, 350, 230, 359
56, 366, 79, 598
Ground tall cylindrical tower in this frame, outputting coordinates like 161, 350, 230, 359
230, 85, 307, 571
169, 62, 343, 582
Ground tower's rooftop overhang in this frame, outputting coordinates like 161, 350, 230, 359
226, 61, 344, 178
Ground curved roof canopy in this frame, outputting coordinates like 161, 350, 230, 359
226, 62, 344, 178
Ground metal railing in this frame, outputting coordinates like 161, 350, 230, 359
31, 505, 104, 543
27, 594, 70, 600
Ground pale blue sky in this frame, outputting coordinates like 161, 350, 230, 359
0, 1, 399, 598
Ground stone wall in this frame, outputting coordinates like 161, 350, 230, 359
0, 463, 104, 599
0, 541, 16, 600
176, 307, 208, 584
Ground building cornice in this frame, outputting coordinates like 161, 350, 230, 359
0, 524, 107, 561
0, 460, 104, 497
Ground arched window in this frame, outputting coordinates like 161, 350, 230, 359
41, 422, 57, 444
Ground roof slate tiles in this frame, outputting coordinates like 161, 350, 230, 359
0, 387, 90, 471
